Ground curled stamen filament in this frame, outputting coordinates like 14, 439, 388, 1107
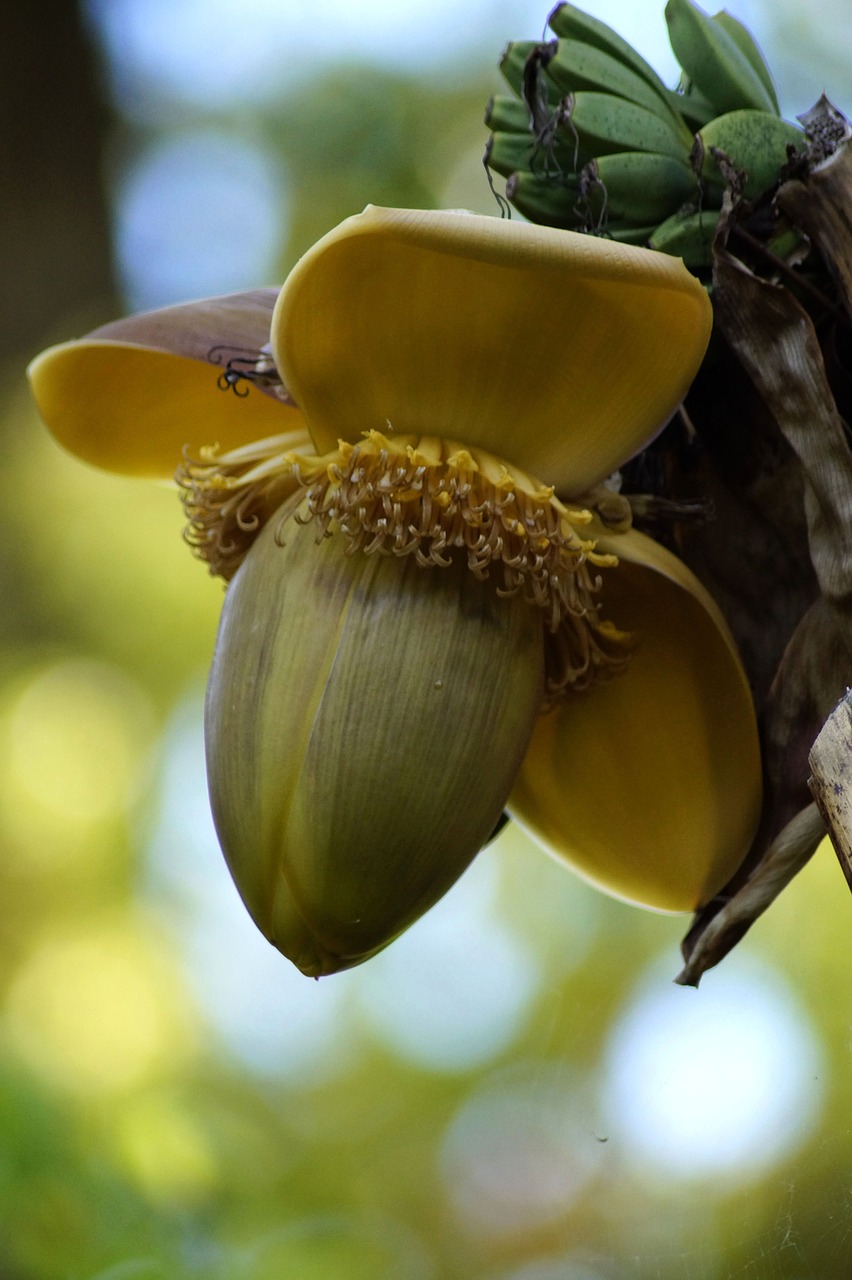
178, 429, 635, 701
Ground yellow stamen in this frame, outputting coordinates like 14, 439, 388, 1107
178, 429, 307, 579
177, 430, 636, 701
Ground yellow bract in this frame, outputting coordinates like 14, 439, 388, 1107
511, 525, 762, 911
28, 289, 304, 478
272, 206, 712, 495
28, 342, 301, 477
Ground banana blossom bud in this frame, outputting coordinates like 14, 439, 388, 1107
27, 207, 762, 977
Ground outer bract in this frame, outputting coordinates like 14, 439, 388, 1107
206, 505, 545, 976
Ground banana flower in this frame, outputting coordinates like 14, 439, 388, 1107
28, 207, 761, 977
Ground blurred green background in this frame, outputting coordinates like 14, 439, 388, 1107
3, 2, 852, 1277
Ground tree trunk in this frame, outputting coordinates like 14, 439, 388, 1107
1, 0, 117, 363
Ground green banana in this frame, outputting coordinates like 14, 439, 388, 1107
650, 208, 721, 268
585, 151, 700, 223
485, 132, 537, 181
485, 95, 533, 134
547, 3, 672, 102
713, 10, 780, 114
697, 109, 805, 198
544, 39, 691, 139
485, 130, 577, 182
504, 170, 660, 243
504, 171, 583, 229
488, 91, 692, 176
674, 83, 718, 129
665, 0, 777, 116
503, 151, 695, 234
500, 40, 561, 103
561, 92, 693, 162
604, 224, 658, 246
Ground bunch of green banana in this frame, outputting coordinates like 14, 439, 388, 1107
486, 0, 806, 272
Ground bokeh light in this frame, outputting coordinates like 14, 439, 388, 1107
601, 953, 825, 1183
111, 1089, 219, 1205
0, 657, 158, 876
234, 1213, 434, 1280
113, 130, 287, 311
5, 657, 156, 824
439, 1060, 604, 1239
354, 848, 541, 1072
4, 915, 197, 1096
